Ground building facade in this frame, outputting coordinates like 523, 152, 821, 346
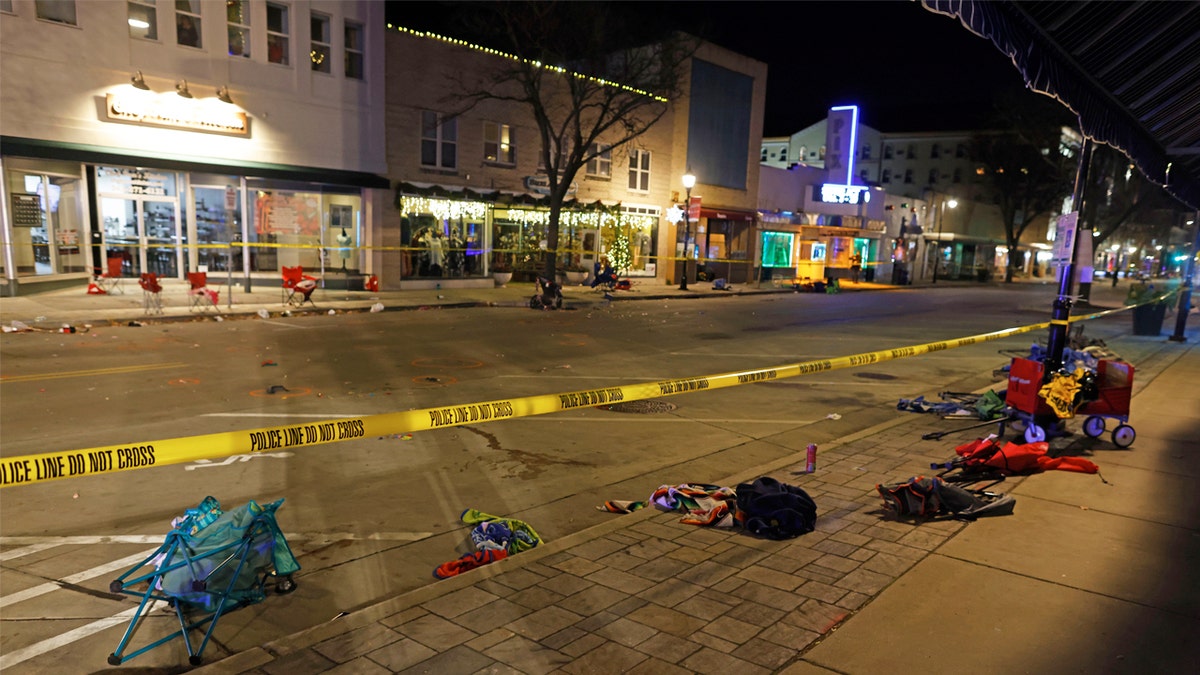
0, 0, 388, 296
382, 26, 767, 289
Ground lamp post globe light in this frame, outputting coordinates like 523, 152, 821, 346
680, 172, 696, 290
932, 197, 958, 284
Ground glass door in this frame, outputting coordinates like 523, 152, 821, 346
100, 197, 141, 278
99, 197, 182, 279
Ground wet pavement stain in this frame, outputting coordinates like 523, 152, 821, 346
460, 425, 588, 479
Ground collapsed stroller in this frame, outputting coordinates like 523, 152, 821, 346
529, 275, 563, 310
107, 496, 299, 666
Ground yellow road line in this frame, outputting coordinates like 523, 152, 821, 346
0, 362, 187, 384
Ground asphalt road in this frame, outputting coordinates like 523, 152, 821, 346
0, 284, 1168, 672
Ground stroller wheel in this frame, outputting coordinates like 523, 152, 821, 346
1082, 415, 1106, 438
191, 579, 207, 592
109, 580, 124, 594
275, 575, 297, 594
1112, 424, 1135, 448
190, 655, 204, 666
108, 654, 123, 666
1024, 424, 1046, 443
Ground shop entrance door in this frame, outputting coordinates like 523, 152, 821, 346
100, 197, 182, 279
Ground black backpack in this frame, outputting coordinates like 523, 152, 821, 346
735, 476, 818, 539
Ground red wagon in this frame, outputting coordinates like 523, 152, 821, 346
1005, 357, 1136, 448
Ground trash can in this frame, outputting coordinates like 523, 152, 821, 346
1132, 303, 1167, 335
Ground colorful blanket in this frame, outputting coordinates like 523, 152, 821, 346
597, 483, 737, 527
433, 509, 543, 579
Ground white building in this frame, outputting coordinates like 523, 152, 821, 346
1, 0, 388, 296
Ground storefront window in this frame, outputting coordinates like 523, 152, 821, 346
192, 182, 242, 273
4, 165, 86, 278
248, 187, 356, 274
761, 231, 794, 267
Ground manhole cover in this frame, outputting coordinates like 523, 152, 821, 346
854, 372, 898, 380
598, 400, 678, 414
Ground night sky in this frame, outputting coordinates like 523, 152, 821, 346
385, 1, 1040, 136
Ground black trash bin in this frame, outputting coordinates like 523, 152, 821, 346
1132, 303, 1167, 335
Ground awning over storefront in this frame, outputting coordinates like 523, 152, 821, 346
921, 1, 1200, 210
1, 136, 390, 189
396, 180, 621, 210
699, 207, 756, 222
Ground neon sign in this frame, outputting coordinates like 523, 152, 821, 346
816, 184, 869, 204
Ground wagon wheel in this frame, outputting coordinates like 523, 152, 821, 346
1082, 415, 1106, 438
1024, 424, 1046, 443
1112, 424, 1136, 449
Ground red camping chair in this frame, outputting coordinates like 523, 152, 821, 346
94, 256, 126, 294
138, 273, 163, 315
188, 272, 220, 312
281, 266, 318, 307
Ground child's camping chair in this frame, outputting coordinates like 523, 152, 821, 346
281, 265, 319, 307
107, 496, 299, 666
95, 256, 126, 294
139, 273, 163, 315
187, 272, 220, 312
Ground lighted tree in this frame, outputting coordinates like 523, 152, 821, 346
610, 228, 632, 274
447, 2, 696, 280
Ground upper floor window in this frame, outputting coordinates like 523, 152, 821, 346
883, 144, 893, 160
906, 144, 916, 159
483, 122, 515, 165
956, 143, 967, 158
928, 168, 939, 184
585, 143, 611, 178
779, 148, 787, 163
421, 111, 457, 170
881, 168, 892, 183
861, 144, 871, 160
953, 168, 963, 183
628, 149, 651, 192
904, 169, 913, 184
266, 2, 289, 65
175, 1, 202, 48
35, 0, 76, 25
344, 21, 364, 79
860, 169, 870, 182
128, 0, 157, 40
227, 0, 250, 57
760, 147, 768, 162
310, 12, 330, 73
1, 0, 15, 13
930, 143, 940, 159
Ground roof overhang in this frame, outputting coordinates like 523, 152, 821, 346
921, 1, 1200, 210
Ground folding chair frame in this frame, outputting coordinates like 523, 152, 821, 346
106, 512, 296, 666
281, 266, 319, 307
139, 273, 163, 315
95, 257, 126, 295
188, 273, 220, 313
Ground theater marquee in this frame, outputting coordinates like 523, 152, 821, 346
105, 93, 249, 136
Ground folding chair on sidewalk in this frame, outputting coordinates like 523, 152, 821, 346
106, 496, 299, 666
139, 273, 163, 315
94, 256, 126, 294
188, 272, 220, 313
281, 265, 318, 307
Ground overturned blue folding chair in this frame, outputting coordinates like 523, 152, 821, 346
106, 496, 299, 667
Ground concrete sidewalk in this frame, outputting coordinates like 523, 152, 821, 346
172, 337, 1195, 673
0, 276, 900, 327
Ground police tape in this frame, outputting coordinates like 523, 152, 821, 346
0, 307, 1146, 488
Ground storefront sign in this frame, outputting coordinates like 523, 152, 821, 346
523, 174, 577, 196
105, 93, 249, 136
815, 183, 869, 204
688, 196, 702, 221
1051, 212, 1077, 268
824, 105, 858, 185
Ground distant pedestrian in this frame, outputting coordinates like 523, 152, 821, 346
1111, 270, 1119, 287
850, 254, 862, 283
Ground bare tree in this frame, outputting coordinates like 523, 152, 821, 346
1082, 144, 1178, 251
970, 90, 1078, 282
444, 2, 697, 279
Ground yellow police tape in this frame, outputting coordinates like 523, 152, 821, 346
0, 301, 1153, 488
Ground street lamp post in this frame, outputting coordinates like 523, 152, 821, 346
931, 197, 958, 284
680, 172, 696, 290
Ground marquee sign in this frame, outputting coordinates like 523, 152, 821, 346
105, 93, 249, 136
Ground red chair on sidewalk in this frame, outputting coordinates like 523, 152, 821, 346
138, 273, 163, 315
188, 272, 220, 312
94, 256, 126, 295
281, 266, 318, 307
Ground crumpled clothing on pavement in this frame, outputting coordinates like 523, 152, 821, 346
597, 483, 737, 528
433, 508, 542, 580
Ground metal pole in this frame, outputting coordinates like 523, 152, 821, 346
1044, 137, 1094, 382
1168, 210, 1199, 342
679, 186, 691, 291
932, 197, 943, 284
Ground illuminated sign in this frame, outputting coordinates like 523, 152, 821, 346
105, 93, 249, 136
815, 183, 869, 204
825, 105, 858, 185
